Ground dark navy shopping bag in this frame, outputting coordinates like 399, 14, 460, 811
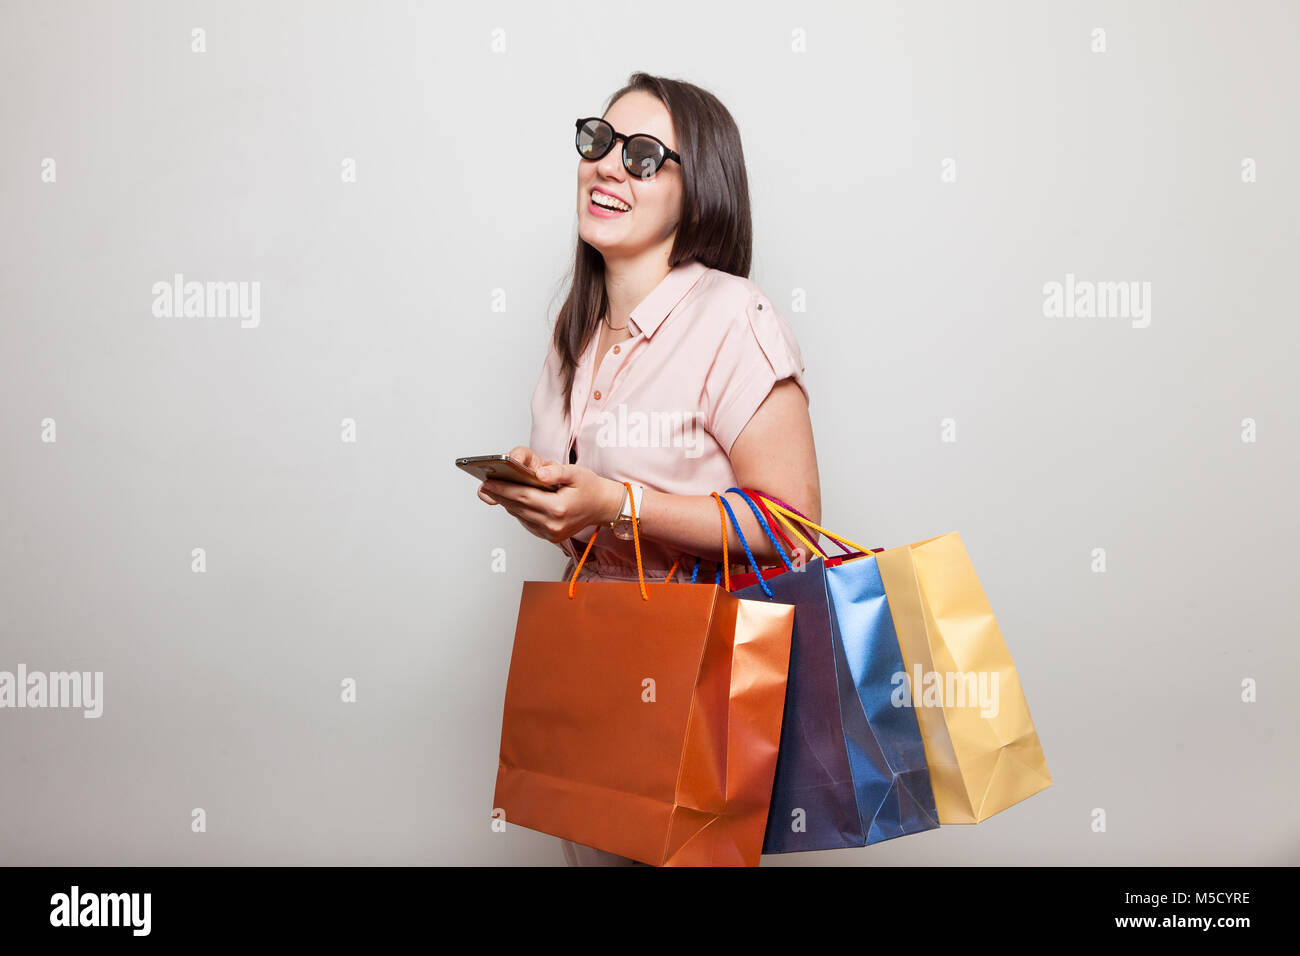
713, 490, 939, 853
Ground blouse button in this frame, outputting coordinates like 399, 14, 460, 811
756, 302, 764, 310
613, 345, 620, 354
593, 390, 602, 400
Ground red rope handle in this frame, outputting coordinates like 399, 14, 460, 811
743, 488, 857, 556
745, 489, 798, 554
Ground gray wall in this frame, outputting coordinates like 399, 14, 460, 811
1, 0, 1296, 865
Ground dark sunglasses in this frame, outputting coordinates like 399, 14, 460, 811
574, 117, 682, 179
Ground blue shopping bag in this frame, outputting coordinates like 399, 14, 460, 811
714, 489, 939, 852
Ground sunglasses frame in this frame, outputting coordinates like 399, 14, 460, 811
574, 116, 683, 178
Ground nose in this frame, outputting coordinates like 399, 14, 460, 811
594, 139, 627, 181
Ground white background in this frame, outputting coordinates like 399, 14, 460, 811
1, 0, 1296, 865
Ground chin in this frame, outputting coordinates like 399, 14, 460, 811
577, 224, 623, 253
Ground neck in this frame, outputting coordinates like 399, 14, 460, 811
601, 246, 675, 331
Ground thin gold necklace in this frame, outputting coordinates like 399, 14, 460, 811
603, 312, 629, 332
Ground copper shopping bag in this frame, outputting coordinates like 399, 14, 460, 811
745, 494, 1052, 825
492, 489, 795, 866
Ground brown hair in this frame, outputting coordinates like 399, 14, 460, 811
550, 72, 753, 411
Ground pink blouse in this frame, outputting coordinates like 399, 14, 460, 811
528, 258, 809, 578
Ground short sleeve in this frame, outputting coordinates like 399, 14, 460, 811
704, 290, 809, 456
527, 347, 553, 450
528, 343, 569, 464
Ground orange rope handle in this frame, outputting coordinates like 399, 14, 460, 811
662, 556, 681, 583
567, 525, 601, 598
626, 481, 648, 601
710, 492, 730, 592
562, 483, 663, 600
568, 481, 649, 600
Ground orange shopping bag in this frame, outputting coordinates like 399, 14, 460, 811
493, 489, 796, 866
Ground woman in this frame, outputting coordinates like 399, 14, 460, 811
478, 72, 822, 865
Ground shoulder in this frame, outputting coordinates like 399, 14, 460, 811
531, 335, 566, 405
693, 267, 803, 369
692, 267, 775, 318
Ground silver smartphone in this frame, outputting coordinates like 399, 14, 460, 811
456, 454, 559, 492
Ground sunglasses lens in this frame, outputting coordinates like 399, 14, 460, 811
576, 119, 613, 160
625, 136, 665, 177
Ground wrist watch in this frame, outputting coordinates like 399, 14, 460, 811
610, 483, 645, 541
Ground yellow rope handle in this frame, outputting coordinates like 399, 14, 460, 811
743, 493, 830, 559
709, 492, 731, 592
764, 506, 828, 560
755, 497, 872, 559
743, 490, 830, 559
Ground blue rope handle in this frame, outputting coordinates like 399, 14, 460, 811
689, 556, 722, 586
726, 488, 797, 574
691, 490, 795, 592
715, 493, 775, 598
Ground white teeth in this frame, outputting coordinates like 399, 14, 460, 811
592, 192, 630, 212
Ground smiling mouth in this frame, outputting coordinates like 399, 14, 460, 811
590, 191, 631, 213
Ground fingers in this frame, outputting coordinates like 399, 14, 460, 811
496, 495, 558, 539
480, 478, 534, 506
479, 480, 537, 517
535, 462, 568, 484
508, 445, 537, 468
482, 491, 551, 540
479, 460, 563, 538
